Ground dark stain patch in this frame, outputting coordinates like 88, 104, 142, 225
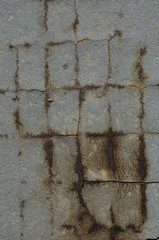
108, 83, 125, 89
110, 225, 124, 240
12, 95, 20, 101
0, 89, 7, 94
135, 46, 148, 82
18, 151, 22, 156
126, 224, 141, 233
0, 134, 8, 139
140, 184, 147, 224
23, 42, 32, 49
114, 30, 122, 38
9, 44, 15, 51
138, 134, 148, 181
43, 139, 54, 180
13, 109, 23, 130
88, 222, 103, 234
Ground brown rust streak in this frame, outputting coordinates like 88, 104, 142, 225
43, 139, 54, 180
135, 46, 148, 82
13, 109, 23, 130
140, 184, 147, 224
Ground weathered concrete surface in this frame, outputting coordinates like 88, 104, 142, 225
0, 0, 159, 240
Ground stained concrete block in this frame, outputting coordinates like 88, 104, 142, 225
18, 91, 47, 135
80, 134, 141, 182
0, 92, 17, 136
48, 90, 79, 135
18, 44, 45, 90
48, 42, 76, 88
0, 0, 44, 45
80, 88, 109, 134
109, 86, 141, 133
0, 44, 17, 91
78, 40, 108, 86
47, 0, 76, 41
143, 86, 159, 132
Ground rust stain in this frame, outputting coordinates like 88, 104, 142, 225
13, 109, 23, 130
135, 46, 148, 83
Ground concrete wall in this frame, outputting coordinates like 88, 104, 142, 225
0, 0, 159, 239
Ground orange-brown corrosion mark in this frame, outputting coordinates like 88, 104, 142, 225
43, 139, 54, 181
135, 46, 148, 82
13, 109, 23, 130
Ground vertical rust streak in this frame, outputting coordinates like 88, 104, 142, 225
43, 139, 54, 180
44, 0, 48, 31
20, 200, 25, 239
43, 139, 54, 229
140, 184, 147, 224
106, 128, 117, 172
15, 47, 20, 92
138, 134, 147, 181
73, 0, 80, 86
44, 47, 50, 116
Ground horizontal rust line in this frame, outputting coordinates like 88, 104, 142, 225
24, 132, 78, 139
3, 83, 159, 96
83, 180, 159, 185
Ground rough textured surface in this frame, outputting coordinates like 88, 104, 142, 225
0, 0, 159, 240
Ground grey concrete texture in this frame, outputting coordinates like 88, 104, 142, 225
0, 0, 159, 240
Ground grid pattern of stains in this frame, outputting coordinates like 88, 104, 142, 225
1, 0, 159, 240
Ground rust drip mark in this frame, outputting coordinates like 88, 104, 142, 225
43, 0, 48, 31
44, 47, 49, 89
135, 46, 147, 82
104, 29, 122, 91
45, 90, 50, 114
15, 48, 20, 92
43, 139, 54, 181
139, 90, 145, 129
126, 224, 141, 234
73, 0, 79, 35
9, 44, 15, 52
138, 134, 148, 181
13, 109, 23, 130
20, 200, 25, 221
140, 184, 147, 224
